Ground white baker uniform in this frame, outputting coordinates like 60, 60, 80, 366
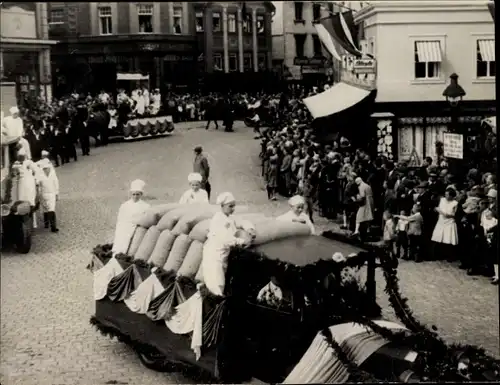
112, 199, 151, 254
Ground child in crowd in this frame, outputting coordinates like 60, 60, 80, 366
383, 210, 397, 260
395, 209, 409, 259
396, 204, 424, 262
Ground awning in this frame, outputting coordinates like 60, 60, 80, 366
116, 73, 149, 81
303, 82, 372, 119
478, 39, 495, 62
415, 41, 442, 62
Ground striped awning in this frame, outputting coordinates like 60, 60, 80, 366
478, 39, 495, 62
416, 41, 442, 62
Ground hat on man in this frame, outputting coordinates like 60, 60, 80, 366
188, 172, 202, 183
130, 179, 146, 193
9, 106, 19, 115
289, 195, 305, 207
194, 146, 203, 153
216, 192, 236, 205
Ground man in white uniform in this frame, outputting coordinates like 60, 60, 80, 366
37, 158, 60, 232
277, 195, 316, 235
179, 173, 209, 204
2, 106, 31, 159
112, 179, 151, 255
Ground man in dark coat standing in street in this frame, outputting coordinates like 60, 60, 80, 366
75, 101, 90, 156
205, 97, 219, 130
193, 146, 211, 200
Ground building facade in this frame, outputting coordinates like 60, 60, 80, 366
353, 0, 495, 164
1, 2, 57, 112
48, 2, 274, 95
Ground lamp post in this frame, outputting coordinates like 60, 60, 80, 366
442, 73, 466, 177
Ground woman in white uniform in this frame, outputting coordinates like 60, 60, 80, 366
201, 192, 255, 296
179, 173, 209, 204
277, 195, 316, 235
112, 179, 151, 255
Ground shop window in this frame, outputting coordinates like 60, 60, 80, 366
476, 39, 495, 78
138, 4, 153, 33
243, 54, 252, 71
257, 15, 265, 34
414, 41, 442, 79
173, 6, 183, 34
313, 35, 323, 57
228, 13, 236, 33
49, 8, 64, 25
312, 4, 321, 21
213, 12, 221, 32
229, 54, 238, 71
294, 34, 306, 58
214, 54, 223, 71
294, 2, 304, 23
195, 11, 204, 32
98, 6, 113, 35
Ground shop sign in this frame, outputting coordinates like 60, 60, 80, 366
443, 133, 463, 159
163, 54, 194, 62
301, 65, 325, 74
141, 43, 160, 51
1, 5, 37, 39
353, 58, 376, 74
294, 57, 327, 66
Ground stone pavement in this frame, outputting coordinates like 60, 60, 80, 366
1, 121, 498, 385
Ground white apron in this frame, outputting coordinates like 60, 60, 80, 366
16, 162, 37, 206
112, 199, 151, 254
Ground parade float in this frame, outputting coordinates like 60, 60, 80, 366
89, 203, 500, 383
112, 73, 174, 141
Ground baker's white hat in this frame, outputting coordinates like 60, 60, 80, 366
289, 195, 305, 207
216, 192, 235, 205
10, 106, 19, 115
37, 158, 52, 169
41, 150, 50, 157
17, 147, 27, 156
130, 179, 146, 193
487, 189, 497, 199
188, 172, 202, 183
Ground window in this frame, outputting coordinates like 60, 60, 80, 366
414, 41, 441, 79
313, 35, 322, 57
98, 6, 112, 35
477, 39, 496, 78
195, 11, 204, 32
213, 12, 221, 32
138, 4, 153, 33
214, 54, 222, 71
229, 54, 238, 71
370, 41, 375, 55
243, 53, 252, 71
312, 4, 321, 21
228, 13, 236, 33
258, 54, 266, 70
294, 34, 306, 57
243, 14, 251, 33
257, 15, 265, 34
49, 8, 64, 25
294, 2, 304, 21
173, 6, 183, 34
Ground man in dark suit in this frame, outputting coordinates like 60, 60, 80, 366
193, 146, 211, 200
415, 181, 435, 260
75, 101, 90, 156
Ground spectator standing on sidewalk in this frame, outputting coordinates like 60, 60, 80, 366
193, 146, 211, 200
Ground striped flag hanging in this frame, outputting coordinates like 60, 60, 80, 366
315, 20, 342, 61
330, 11, 362, 57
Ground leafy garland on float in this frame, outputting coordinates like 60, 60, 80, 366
321, 232, 500, 382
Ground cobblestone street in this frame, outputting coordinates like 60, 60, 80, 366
1, 122, 498, 385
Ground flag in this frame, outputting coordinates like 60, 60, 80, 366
315, 20, 342, 61
327, 12, 362, 57
340, 11, 360, 50
488, 1, 495, 22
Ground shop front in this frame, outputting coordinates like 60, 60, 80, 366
0, 2, 57, 112
51, 35, 198, 96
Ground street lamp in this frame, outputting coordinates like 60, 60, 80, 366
442, 73, 467, 177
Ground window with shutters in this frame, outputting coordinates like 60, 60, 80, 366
294, 34, 306, 58
138, 4, 153, 34
476, 39, 495, 78
173, 6, 183, 34
414, 41, 441, 79
228, 13, 236, 33
195, 11, 204, 32
294, 2, 304, 23
98, 6, 113, 35
49, 8, 64, 25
